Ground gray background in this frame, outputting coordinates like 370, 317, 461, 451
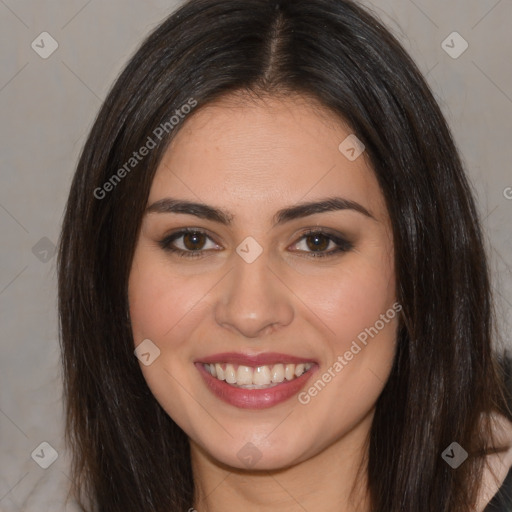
1, 0, 511, 510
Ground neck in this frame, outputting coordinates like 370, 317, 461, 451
190, 411, 373, 512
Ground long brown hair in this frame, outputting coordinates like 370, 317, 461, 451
57, 0, 512, 510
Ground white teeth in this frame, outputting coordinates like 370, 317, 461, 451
253, 365, 271, 386
215, 363, 224, 380
236, 365, 253, 385
285, 364, 296, 381
271, 363, 285, 383
225, 364, 236, 384
203, 362, 314, 387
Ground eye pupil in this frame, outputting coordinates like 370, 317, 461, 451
306, 234, 329, 252
183, 232, 205, 250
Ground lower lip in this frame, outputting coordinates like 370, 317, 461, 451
196, 363, 317, 409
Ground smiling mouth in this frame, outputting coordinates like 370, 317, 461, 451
202, 362, 314, 389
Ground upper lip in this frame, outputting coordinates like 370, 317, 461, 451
196, 352, 317, 366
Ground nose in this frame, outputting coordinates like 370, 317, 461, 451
213, 251, 294, 339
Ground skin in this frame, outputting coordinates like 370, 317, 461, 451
478, 414, 512, 511
128, 92, 399, 512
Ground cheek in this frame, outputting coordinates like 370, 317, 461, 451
127, 250, 205, 426
128, 267, 175, 343
295, 264, 398, 441
293, 249, 396, 348
128, 249, 206, 343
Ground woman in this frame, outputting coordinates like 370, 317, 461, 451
57, 0, 512, 510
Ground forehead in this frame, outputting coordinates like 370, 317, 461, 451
149, 93, 389, 225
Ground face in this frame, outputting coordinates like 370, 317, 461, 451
128, 93, 399, 471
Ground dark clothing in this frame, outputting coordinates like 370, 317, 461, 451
484, 465, 512, 511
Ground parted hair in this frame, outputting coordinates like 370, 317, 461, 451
57, 1, 512, 510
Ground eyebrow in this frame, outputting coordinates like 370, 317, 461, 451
145, 196, 377, 226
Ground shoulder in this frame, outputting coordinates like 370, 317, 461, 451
477, 412, 512, 511
477, 353, 512, 511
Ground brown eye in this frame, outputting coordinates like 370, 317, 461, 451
182, 232, 207, 251
290, 229, 354, 258
158, 229, 221, 258
305, 233, 330, 252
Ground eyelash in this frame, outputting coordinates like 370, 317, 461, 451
158, 228, 354, 259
